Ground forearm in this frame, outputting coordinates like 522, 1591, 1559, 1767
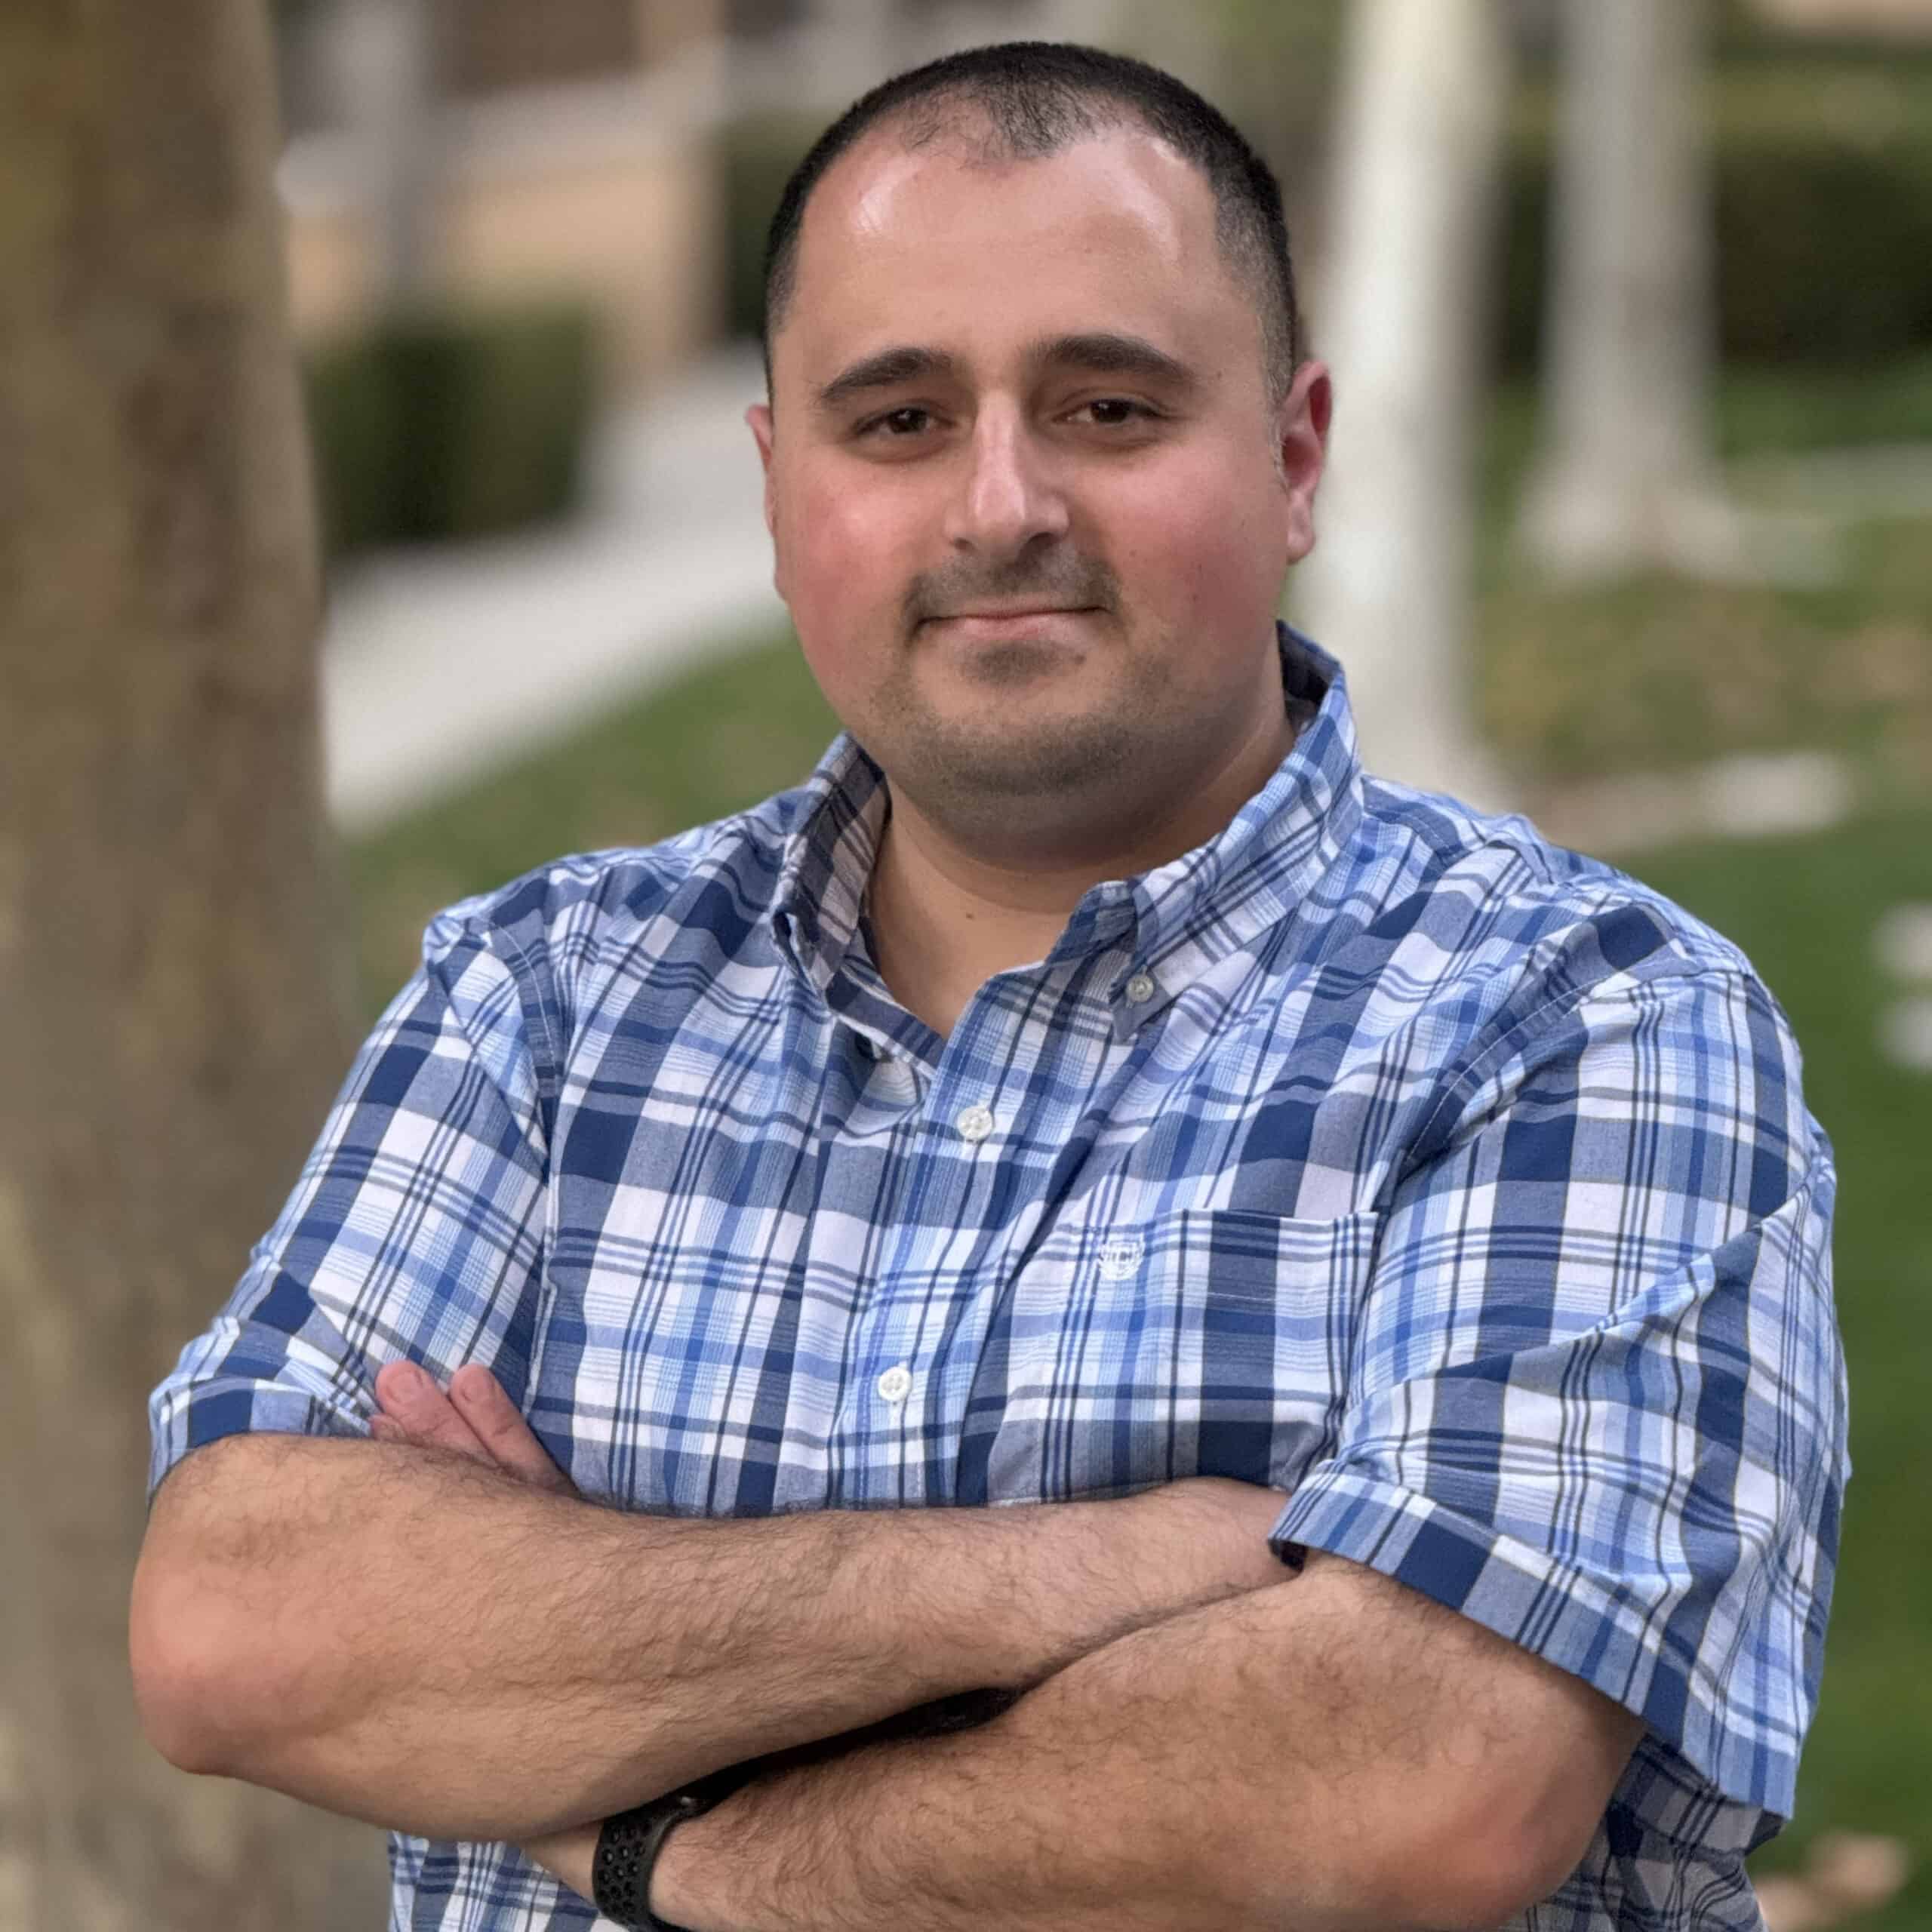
605, 1555, 1638, 1932
640, 1580, 1317, 1932
132, 1432, 1186, 1840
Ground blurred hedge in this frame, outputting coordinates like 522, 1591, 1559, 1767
304, 299, 599, 557
1499, 61, 1932, 371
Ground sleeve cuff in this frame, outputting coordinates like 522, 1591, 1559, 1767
1270, 1462, 1795, 1820
148, 1378, 373, 1506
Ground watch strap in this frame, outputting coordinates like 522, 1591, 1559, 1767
592, 1762, 750, 1930
588, 1688, 1019, 1927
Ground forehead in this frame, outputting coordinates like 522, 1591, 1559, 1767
776, 121, 1255, 389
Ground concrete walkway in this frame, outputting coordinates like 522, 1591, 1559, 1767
321, 341, 785, 832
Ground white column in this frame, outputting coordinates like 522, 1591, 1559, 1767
1518, 0, 1719, 577
1291, 0, 1512, 807
326, 0, 439, 306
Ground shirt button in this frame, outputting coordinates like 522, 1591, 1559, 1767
1125, 972, 1157, 1005
875, 1364, 913, 1404
955, 1103, 995, 1143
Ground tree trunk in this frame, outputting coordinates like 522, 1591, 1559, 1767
1291, 0, 1513, 806
1514, 0, 1832, 583
0, 4, 383, 1926
1516, 0, 1721, 577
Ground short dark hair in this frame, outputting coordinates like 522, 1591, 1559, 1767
761, 42, 1302, 403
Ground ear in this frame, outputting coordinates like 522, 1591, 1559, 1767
746, 401, 778, 543
1275, 360, 1332, 568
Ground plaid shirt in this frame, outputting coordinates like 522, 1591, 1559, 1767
151, 632, 1847, 1931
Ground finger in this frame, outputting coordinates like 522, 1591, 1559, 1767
449, 1364, 577, 1495
374, 1360, 495, 1466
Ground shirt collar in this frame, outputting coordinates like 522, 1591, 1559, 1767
772, 625, 1364, 1006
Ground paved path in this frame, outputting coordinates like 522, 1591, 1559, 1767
321, 342, 786, 832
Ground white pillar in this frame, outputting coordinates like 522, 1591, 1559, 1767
1518, 0, 1721, 577
327, 0, 438, 307
1292, 0, 1512, 807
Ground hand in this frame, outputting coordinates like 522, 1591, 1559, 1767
371, 1364, 598, 1897
371, 1360, 576, 1496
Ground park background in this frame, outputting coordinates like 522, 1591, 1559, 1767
2, 1, 1927, 1927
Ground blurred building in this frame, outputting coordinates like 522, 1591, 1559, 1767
275, 0, 1130, 394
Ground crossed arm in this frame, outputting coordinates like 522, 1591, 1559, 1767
132, 1364, 1642, 1931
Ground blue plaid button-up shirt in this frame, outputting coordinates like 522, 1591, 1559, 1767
151, 632, 1847, 1931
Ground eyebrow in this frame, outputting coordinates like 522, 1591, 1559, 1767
815, 346, 961, 412
813, 331, 1201, 414
1036, 331, 1199, 391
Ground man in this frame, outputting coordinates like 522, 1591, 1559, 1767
133, 42, 1847, 1932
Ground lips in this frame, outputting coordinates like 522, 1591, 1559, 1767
927, 605, 1096, 625
937, 605, 1085, 619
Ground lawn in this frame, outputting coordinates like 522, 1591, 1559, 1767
1474, 355, 1932, 796
1631, 817, 1932, 1919
346, 628, 833, 1003
344, 355, 1932, 1915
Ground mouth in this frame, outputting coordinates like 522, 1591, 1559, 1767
923, 605, 1100, 636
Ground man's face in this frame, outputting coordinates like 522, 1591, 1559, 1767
749, 121, 1330, 846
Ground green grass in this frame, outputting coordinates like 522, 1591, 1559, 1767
1715, 351, 1932, 457
1631, 817, 1932, 1919
1473, 361, 1932, 792
1475, 515, 1932, 792
346, 626, 834, 1004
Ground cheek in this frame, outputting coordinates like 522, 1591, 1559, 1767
1106, 454, 1285, 631
774, 463, 926, 650
772, 460, 952, 731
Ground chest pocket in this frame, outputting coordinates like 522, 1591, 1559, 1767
980, 1207, 1382, 1503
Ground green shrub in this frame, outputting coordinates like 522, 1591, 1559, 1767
1497, 62, 1932, 371
303, 299, 599, 557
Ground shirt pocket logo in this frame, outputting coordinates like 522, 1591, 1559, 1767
1095, 1232, 1146, 1281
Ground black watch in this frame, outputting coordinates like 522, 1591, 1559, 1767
591, 1762, 751, 1931
589, 1687, 1019, 1927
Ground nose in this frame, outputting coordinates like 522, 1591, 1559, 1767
943, 404, 1069, 558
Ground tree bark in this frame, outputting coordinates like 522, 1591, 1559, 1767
0, 3, 383, 1925
1291, 0, 1513, 806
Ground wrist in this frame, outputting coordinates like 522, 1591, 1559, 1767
648, 1799, 732, 1932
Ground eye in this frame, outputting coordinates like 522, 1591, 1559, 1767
1070, 398, 1157, 429
860, 406, 936, 438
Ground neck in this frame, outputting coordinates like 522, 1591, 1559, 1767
866, 696, 1297, 1040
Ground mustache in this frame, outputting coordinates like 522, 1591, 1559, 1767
902, 554, 1120, 629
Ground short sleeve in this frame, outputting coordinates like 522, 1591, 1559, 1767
1271, 961, 1848, 1825
147, 913, 552, 1501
